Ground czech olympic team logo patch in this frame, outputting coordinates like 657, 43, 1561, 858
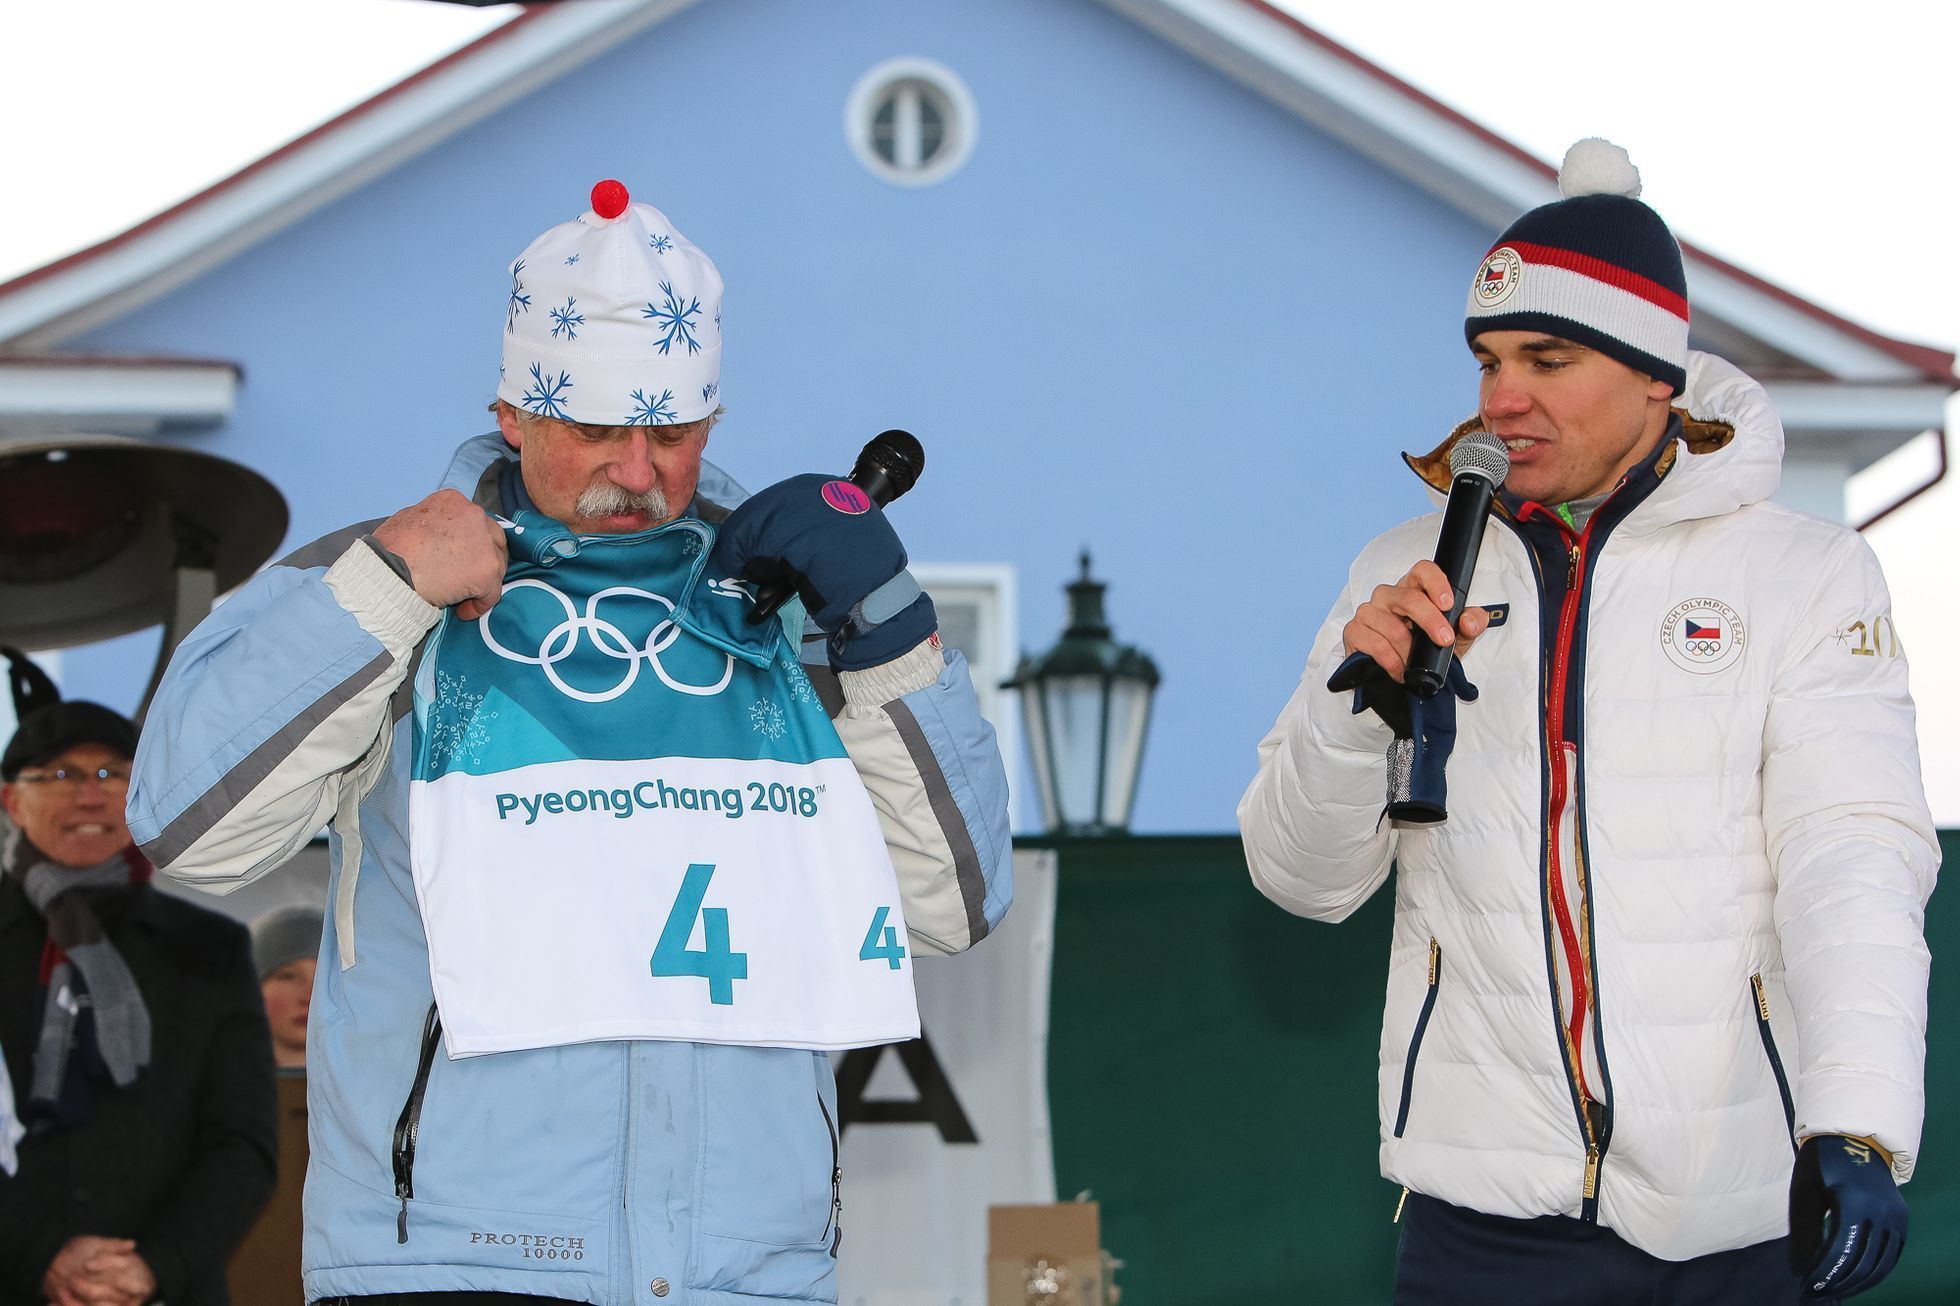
1473, 246, 1523, 308
1660, 598, 1745, 674
821, 480, 871, 514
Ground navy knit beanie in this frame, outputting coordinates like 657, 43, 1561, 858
1465, 139, 1688, 395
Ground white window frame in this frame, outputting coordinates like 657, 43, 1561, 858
910, 562, 1026, 830
844, 57, 979, 188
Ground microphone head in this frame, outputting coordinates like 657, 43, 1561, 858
1450, 430, 1510, 487
851, 429, 925, 501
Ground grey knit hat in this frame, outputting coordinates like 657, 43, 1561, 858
250, 904, 323, 979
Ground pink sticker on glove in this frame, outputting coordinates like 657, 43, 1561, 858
821, 480, 871, 514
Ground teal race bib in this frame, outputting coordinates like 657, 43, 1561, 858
408, 509, 919, 1056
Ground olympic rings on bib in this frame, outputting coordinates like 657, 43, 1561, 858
477, 580, 735, 702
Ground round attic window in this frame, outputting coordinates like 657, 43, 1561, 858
846, 58, 977, 187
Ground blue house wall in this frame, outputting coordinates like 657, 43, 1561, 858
67, 0, 1499, 831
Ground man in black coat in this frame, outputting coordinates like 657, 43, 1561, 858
0, 659, 276, 1306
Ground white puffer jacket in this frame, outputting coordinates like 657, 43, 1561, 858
1239, 352, 1938, 1261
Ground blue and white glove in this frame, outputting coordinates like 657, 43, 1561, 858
1790, 1134, 1908, 1299
709, 473, 936, 671
1327, 649, 1478, 825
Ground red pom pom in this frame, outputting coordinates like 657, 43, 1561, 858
590, 179, 630, 220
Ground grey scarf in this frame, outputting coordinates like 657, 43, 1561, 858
3, 828, 152, 1113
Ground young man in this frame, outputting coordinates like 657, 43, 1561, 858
252, 905, 322, 1071
1, 657, 275, 1306
1239, 141, 1935, 1303
130, 181, 1012, 1306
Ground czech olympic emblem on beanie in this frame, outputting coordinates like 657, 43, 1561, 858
1474, 246, 1523, 309
1465, 139, 1689, 395
1660, 597, 1745, 675
498, 179, 724, 427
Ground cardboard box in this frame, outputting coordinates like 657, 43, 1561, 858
987, 1202, 1105, 1306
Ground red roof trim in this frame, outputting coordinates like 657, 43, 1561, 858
1234, 0, 1954, 384
1670, 240, 1955, 381
1234, 1, 1557, 178
0, 6, 549, 301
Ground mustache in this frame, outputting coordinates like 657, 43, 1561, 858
575, 480, 669, 522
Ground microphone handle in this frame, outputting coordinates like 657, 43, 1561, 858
1404, 472, 1497, 696
748, 470, 900, 623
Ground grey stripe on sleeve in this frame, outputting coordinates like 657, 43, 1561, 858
142, 650, 396, 869
882, 698, 991, 948
276, 519, 388, 572
390, 630, 432, 724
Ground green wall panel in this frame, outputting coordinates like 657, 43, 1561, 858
1038, 832, 1958, 1303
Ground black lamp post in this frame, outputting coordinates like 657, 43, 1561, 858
1004, 551, 1160, 835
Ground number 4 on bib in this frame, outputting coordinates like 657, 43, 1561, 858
860, 906, 906, 970
651, 863, 748, 1005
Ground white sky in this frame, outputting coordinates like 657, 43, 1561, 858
3, 0, 1957, 820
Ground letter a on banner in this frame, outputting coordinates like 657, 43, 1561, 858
836, 1027, 979, 1143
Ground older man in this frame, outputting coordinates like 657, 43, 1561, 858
0, 655, 275, 1306
1239, 141, 1936, 1303
130, 180, 1011, 1306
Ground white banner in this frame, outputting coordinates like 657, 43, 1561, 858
835, 849, 1058, 1305
409, 755, 918, 1056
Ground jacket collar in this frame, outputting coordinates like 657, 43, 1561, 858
1404, 350, 1780, 536
126, 879, 172, 932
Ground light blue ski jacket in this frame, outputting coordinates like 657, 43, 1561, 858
127, 434, 1012, 1305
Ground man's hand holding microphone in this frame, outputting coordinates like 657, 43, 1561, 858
1342, 559, 1492, 684
1327, 432, 1507, 822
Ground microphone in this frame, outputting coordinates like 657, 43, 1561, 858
747, 429, 925, 624
1404, 431, 1509, 696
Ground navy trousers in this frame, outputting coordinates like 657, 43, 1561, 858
1393, 1193, 1811, 1305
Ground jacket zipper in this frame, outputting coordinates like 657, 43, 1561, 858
1517, 504, 1614, 1220
1545, 535, 1592, 1097
1751, 974, 1797, 1143
817, 1090, 843, 1256
1572, 834, 1611, 1218
391, 1002, 444, 1243
621, 1046, 636, 1287
1394, 939, 1443, 1138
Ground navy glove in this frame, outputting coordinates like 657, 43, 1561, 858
1790, 1134, 1908, 1298
1327, 649, 1478, 825
709, 473, 936, 671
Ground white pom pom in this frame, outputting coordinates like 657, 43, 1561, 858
1558, 137, 1642, 199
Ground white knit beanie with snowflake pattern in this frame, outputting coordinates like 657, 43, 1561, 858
497, 179, 724, 427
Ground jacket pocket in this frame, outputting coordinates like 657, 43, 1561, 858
1750, 973, 1796, 1144
1394, 939, 1442, 1139
691, 1047, 840, 1300
695, 1046, 839, 1245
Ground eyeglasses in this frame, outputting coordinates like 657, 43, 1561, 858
14, 766, 131, 789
